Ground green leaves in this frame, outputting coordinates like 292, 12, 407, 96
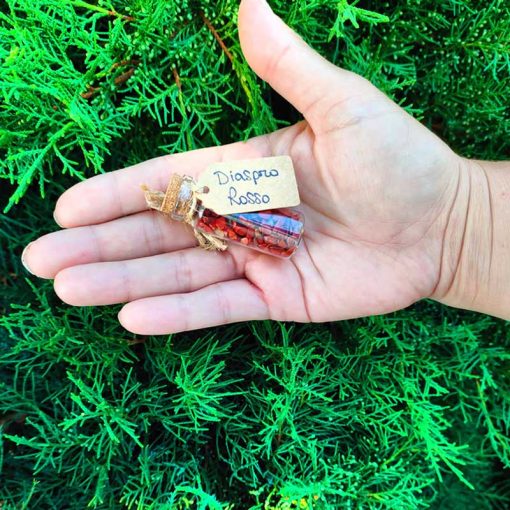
172, 338, 243, 427
1, 0, 510, 508
0, 0, 278, 212
329, 0, 390, 40
1, 280, 510, 507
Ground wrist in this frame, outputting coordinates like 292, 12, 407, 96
432, 157, 510, 319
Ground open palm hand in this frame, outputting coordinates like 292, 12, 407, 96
23, 0, 463, 334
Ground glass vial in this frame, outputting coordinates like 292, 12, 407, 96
171, 177, 304, 258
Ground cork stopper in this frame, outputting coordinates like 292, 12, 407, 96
161, 174, 184, 215
141, 174, 194, 222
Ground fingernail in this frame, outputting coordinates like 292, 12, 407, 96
21, 242, 35, 275
53, 210, 63, 227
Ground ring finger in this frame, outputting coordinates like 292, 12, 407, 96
23, 210, 197, 279
53, 247, 245, 306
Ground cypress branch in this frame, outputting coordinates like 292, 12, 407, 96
1, 0, 510, 508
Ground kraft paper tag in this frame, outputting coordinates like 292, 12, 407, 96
196, 156, 300, 215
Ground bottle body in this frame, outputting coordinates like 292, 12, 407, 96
168, 175, 304, 258
195, 207, 304, 258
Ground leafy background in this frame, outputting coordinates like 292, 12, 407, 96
1, 0, 510, 508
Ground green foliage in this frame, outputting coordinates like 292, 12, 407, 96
1, 0, 510, 508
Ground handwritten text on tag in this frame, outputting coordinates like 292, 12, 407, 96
196, 156, 300, 215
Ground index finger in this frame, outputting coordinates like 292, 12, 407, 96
54, 136, 272, 228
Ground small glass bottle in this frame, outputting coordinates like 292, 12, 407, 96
170, 176, 304, 258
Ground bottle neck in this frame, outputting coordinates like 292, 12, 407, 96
170, 176, 198, 222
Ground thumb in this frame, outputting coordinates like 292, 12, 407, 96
238, 0, 362, 125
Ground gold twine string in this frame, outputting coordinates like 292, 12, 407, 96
141, 175, 228, 252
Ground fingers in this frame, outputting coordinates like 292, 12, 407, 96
238, 0, 364, 125
54, 136, 271, 228
118, 279, 269, 335
54, 248, 244, 306
22, 211, 196, 279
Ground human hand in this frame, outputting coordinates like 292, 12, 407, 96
22, 0, 469, 334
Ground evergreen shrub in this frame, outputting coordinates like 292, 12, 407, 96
1, 0, 509, 508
